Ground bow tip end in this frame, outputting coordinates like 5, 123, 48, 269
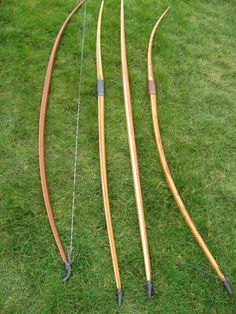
146, 280, 153, 298
62, 260, 72, 283
117, 288, 123, 306
223, 278, 232, 296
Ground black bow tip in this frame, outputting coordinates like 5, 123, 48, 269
62, 261, 72, 283
223, 278, 232, 295
146, 280, 153, 298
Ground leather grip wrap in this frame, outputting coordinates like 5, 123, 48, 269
148, 80, 156, 95
97, 80, 105, 96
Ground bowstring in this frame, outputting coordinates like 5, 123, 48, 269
68, 2, 87, 264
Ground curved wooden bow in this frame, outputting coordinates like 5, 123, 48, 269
39, 0, 86, 282
96, 0, 122, 305
121, 0, 152, 297
147, 7, 231, 295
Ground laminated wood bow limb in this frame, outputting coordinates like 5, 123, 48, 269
147, 6, 232, 295
121, 0, 152, 298
96, 0, 122, 305
39, 0, 86, 282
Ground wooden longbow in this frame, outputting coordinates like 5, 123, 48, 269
39, 0, 86, 282
121, 0, 152, 297
147, 7, 232, 294
96, 0, 122, 306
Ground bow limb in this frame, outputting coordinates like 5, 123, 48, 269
96, 0, 122, 305
121, 0, 152, 298
148, 7, 170, 82
39, 0, 86, 282
148, 7, 232, 295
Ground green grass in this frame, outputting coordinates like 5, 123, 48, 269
0, 0, 235, 313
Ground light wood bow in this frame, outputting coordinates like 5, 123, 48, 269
147, 6, 231, 295
96, 0, 122, 305
121, 0, 152, 297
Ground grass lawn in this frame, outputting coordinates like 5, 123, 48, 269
0, 0, 235, 313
